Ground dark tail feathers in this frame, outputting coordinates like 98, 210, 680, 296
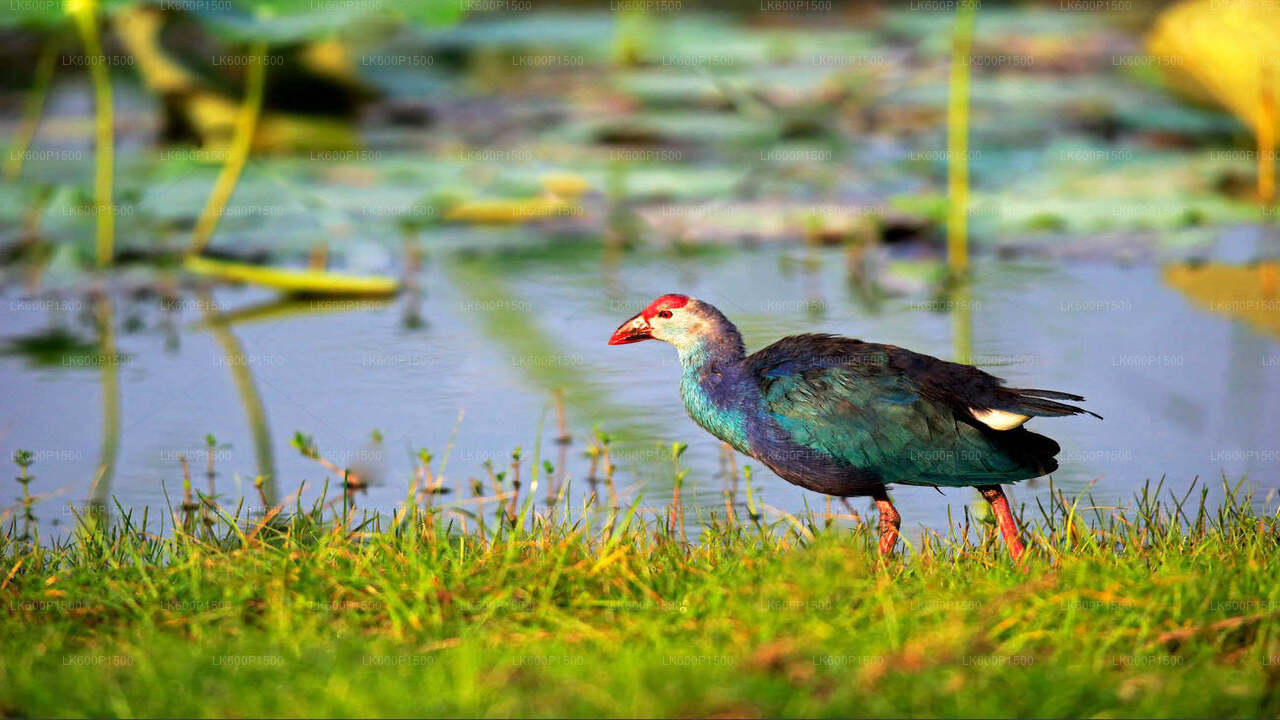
1004, 388, 1103, 420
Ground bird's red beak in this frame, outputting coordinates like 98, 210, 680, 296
608, 312, 652, 345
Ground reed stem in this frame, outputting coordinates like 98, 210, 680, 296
189, 40, 268, 256
1257, 63, 1276, 205
946, 0, 976, 277
69, 1, 115, 267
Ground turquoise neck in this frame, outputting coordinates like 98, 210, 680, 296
677, 337, 753, 455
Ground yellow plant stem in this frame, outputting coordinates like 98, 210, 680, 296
190, 40, 268, 256
70, 6, 114, 267
4, 38, 59, 181
947, 1, 976, 277
183, 255, 399, 296
1258, 64, 1276, 206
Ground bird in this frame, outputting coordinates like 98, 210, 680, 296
607, 293, 1100, 560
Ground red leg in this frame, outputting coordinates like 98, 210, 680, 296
978, 485, 1025, 561
871, 488, 901, 556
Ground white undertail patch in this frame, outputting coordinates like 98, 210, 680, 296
970, 408, 1030, 430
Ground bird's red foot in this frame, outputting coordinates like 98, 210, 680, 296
979, 484, 1025, 561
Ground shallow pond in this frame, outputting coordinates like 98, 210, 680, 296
3, 233, 1278, 540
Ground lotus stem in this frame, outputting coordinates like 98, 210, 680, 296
1258, 63, 1276, 206
68, 0, 114, 267
946, 0, 976, 277
189, 40, 268, 256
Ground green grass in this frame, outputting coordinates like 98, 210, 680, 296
1, 468, 1278, 718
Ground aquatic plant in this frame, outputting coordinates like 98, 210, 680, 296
946, 1, 977, 277
189, 38, 268, 257
1148, 0, 1280, 204
66, 0, 114, 267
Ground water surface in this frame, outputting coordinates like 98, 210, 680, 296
3, 239, 1277, 538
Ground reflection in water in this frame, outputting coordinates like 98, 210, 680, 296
401, 232, 426, 331
88, 294, 119, 514
445, 256, 664, 450
192, 294, 393, 328
3, 245, 1279, 538
199, 290, 278, 507
951, 279, 973, 366
1165, 260, 1279, 467
191, 292, 398, 507
1163, 261, 1280, 338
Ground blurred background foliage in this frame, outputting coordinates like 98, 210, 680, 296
4, 0, 1277, 276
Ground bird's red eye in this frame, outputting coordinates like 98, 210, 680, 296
658, 310, 673, 319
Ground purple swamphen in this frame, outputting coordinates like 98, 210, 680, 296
608, 294, 1100, 559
